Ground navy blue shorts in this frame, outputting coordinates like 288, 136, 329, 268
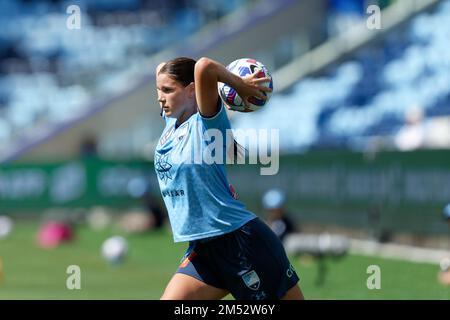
176, 217, 300, 300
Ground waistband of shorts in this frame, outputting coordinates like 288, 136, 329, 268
195, 218, 258, 244
197, 234, 223, 244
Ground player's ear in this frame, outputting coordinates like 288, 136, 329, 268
186, 82, 195, 98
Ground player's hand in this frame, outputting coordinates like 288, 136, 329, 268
235, 68, 272, 108
224, 103, 253, 112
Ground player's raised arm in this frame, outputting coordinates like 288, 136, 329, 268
194, 57, 272, 116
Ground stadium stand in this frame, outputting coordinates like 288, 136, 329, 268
233, 0, 450, 152
0, 0, 249, 150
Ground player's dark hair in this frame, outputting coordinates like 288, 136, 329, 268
158, 57, 196, 87
158, 57, 245, 162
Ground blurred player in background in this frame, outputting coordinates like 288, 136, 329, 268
443, 203, 450, 229
142, 189, 166, 230
262, 188, 298, 241
438, 203, 450, 286
154, 57, 303, 300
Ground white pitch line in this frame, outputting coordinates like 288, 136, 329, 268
350, 239, 450, 265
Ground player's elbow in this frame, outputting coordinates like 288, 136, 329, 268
195, 57, 215, 77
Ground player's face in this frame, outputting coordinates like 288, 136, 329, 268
156, 73, 191, 118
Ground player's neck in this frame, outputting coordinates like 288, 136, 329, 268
176, 105, 197, 128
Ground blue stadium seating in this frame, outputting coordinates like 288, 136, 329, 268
233, 0, 450, 151
0, 0, 246, 145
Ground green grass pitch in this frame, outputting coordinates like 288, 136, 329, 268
0, 222, 449, 299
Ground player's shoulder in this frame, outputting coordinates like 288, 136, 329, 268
197, 100, 230, 128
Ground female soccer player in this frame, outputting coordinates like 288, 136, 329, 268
155, 56, 304, 300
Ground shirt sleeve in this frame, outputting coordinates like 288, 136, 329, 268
198, 98, 231, 133
198, 98, 234, 165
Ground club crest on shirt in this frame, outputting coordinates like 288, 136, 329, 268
241, 270, 260, 291
155, 153, 173, 182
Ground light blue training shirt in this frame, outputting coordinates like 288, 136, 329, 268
154, 101, 256, 242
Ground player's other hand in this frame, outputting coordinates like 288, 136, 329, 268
236, 68, 272, 108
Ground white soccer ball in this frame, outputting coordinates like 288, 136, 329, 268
101, 236, 128, 264
218, 58, 273, 112
0, 216, 13, 239
440, 257, 450, 272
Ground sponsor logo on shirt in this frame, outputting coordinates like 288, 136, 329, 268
162, 189, 185, 198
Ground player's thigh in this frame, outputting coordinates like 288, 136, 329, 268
161, 273, 229, 300
281, 283, 305, 300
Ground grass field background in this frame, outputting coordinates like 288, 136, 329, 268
0, 221, 449, 300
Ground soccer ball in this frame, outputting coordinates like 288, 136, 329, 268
440, 257, 450, 272
101, 236, 128, 264
0, 216, 13, 239
218, 58, 273, 112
